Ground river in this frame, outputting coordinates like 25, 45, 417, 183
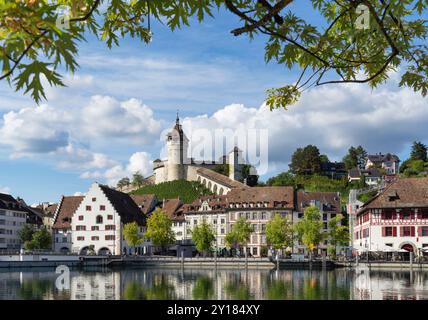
0, 267, 427, 300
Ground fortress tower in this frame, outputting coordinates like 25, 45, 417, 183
228, 146, 243, 181
166, 114, 188, 181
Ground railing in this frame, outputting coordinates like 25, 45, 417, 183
122, 255, 271, 262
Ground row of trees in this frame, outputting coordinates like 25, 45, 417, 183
123, 206, 348, 260
117, 171, 145, 190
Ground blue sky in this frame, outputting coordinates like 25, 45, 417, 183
0, 3, 427, 204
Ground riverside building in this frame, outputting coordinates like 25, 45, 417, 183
353, 177, 428, 257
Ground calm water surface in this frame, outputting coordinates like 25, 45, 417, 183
0, 267, 427, 300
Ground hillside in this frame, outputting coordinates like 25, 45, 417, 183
131, 180, 213, 204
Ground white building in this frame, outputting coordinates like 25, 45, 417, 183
365, 153, 400, 175
152, 116, 250, 194
71, 183, 150, 255
353, 177, 428, 257
294, 191, 343, 254
52, 196, 84, 253
0, 193, 28, 251
183, 195, 229, 252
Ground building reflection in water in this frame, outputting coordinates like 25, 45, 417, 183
353, 267, 428, 300
1, 267, 428, 300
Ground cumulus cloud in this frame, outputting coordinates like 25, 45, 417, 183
80, 151, 153, 186
0, 96, 161, 155
180, 83, 428, 176
0, 186, 11, 194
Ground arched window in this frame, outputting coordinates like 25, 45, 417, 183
208, 181, 212, 189
213, 184, 218, 193
96, 215, 103, 224
219, 188, 224, 195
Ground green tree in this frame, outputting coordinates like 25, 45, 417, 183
132, 171, 145, 188
343, 146, 367, 170
294, 206, 324, 260
191, 219, 216, 257
117, 177, 131, 190
2, 2, 427, 108
289, 145, 322, 175
25, 227, 52, 250
410, 141, 428, 162
320, 154, 330, 163
145, 208, 175, 254
327, 214, 349, 260
213, 163, 229, 177
225, 217, 252, 257
266, 171, 295, 186
18, 224, 35, 243
265, 213, 293, 255
123, 222, 145, 255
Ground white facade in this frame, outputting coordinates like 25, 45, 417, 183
353, 208, 428, 255
54, 229, 72, 253
185, 205, 229, 250
0, 207, 27, 250
71, 183, 150, 255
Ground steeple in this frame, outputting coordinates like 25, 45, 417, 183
176, 109, 180, 126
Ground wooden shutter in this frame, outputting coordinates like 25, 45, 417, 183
382, 227, 386, 237
411, 227, 415, 237
400, 227, 403, 237
418, 227, 422, 237
393, 227, 397, 237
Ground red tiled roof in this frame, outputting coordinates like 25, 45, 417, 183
52, 196, 84, 229
297, 191, 341, 213
161, 199, 185, 222
359, 177, 428, 213
130, 194, 156, 214
226, 186, 295, 209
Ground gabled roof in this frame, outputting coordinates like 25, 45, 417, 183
367, 153, 400, 163
226, 186, 294, 209
196, 167, 248, 189
161, 198, 185, 222
359, 177, 428, 213
0, 193, 28, 212
130, 194, 157, 215
183, 194, 228, 214
99, 184, 146, 225
297, 191, 341, 213
52, 196, 84, 229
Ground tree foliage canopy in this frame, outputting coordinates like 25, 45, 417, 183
191, 218, 216, 255
225, 217, 252, 249
145, 208, 175, 248
265, 213, 293, 250
289, 145, 321, 175
327, 213, 348, 257
1, 1, 427, 107
410, 141, 428, 162
342, 145, 367, 170
294, 205, 324, 253
123, 221, 145, 250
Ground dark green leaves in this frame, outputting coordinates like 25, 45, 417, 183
14, 61, 64, 104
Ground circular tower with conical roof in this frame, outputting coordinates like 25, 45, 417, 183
166, 114, 189, 181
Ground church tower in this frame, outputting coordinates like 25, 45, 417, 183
166, 113, 188, 181
228, 146, 243, 181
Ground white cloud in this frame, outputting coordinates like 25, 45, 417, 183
80, 151, 153, 186
0, 186, 11, 194
180, 83, 428, 176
